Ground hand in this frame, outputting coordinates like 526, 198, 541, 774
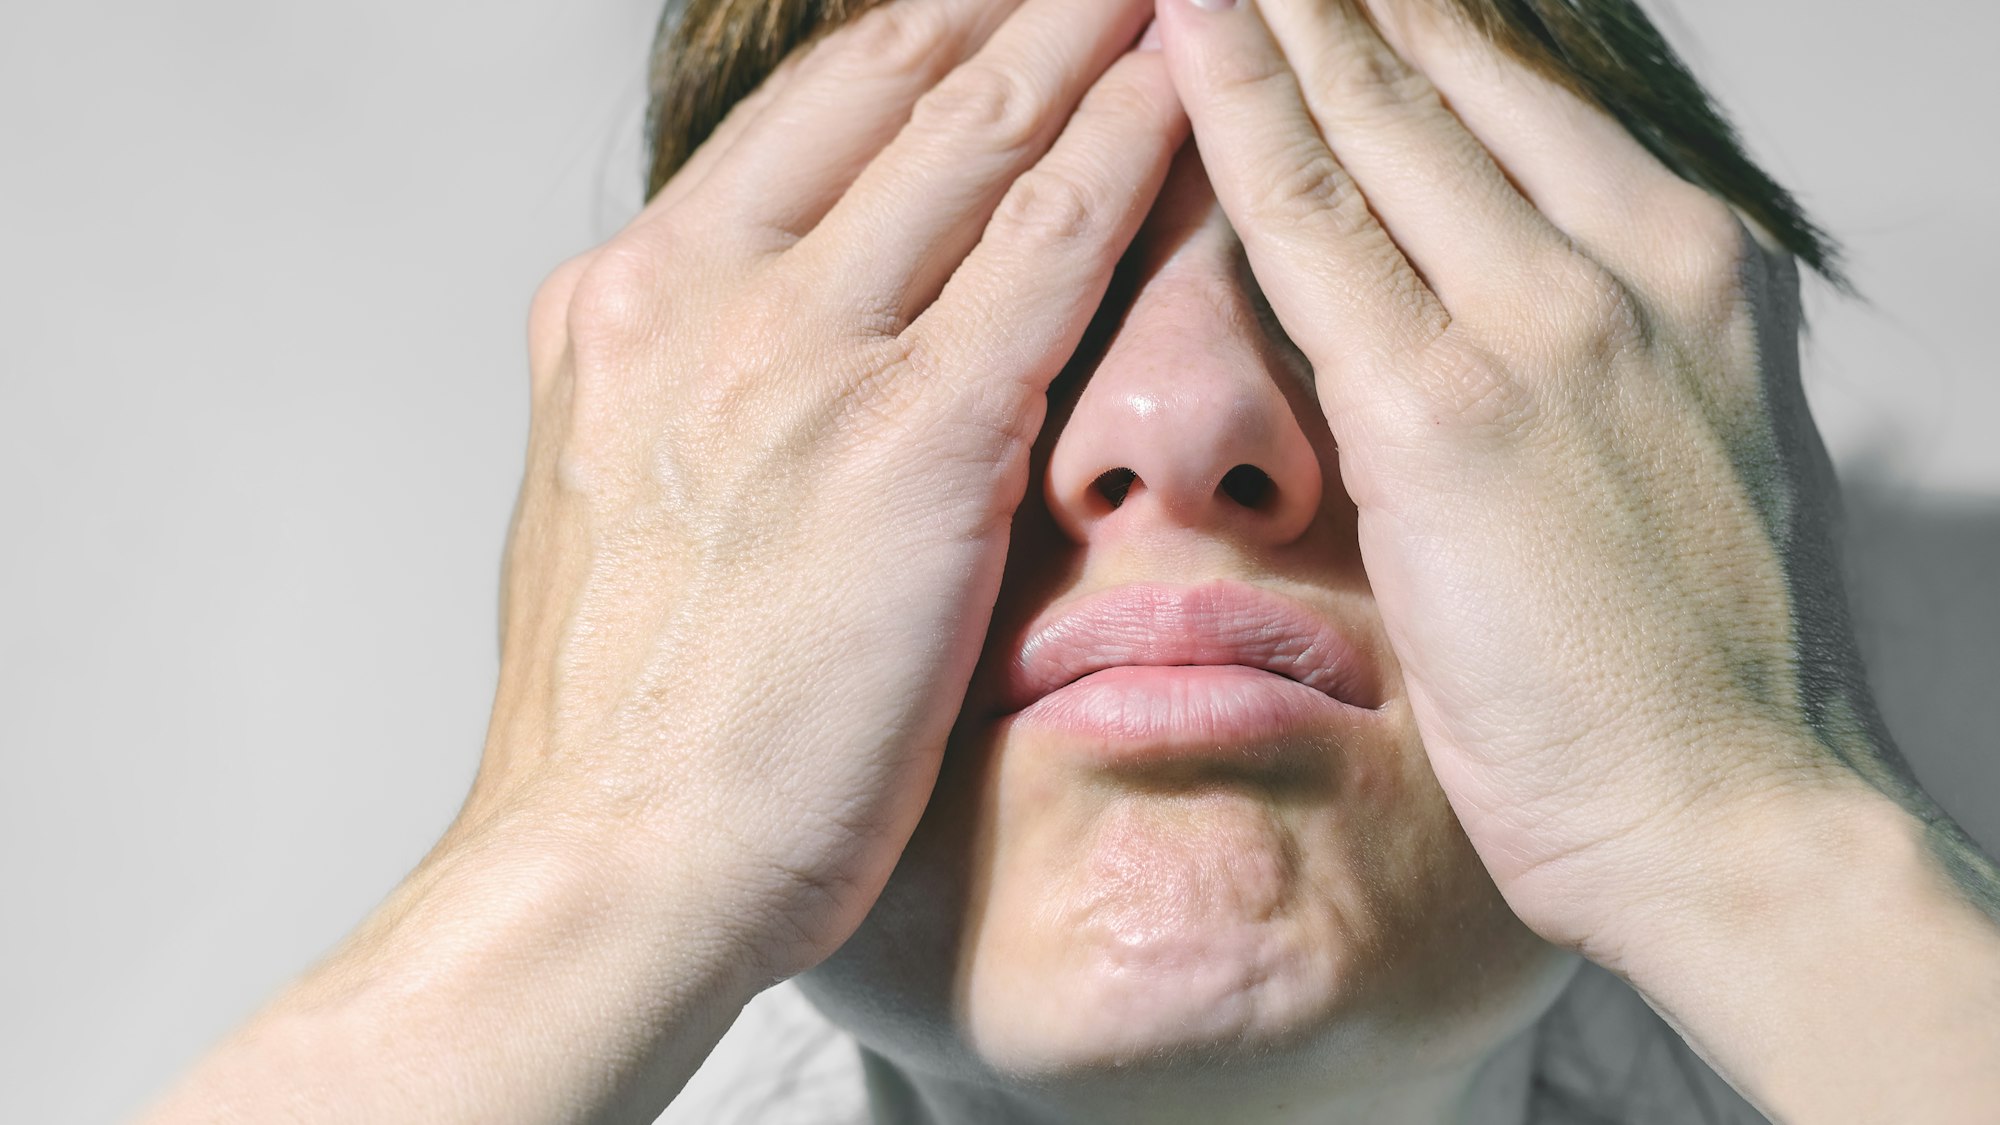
478, 0, 1184, 983
1152, 0, 1899, 959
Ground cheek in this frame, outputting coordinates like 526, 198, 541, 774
1335, 706, 1568, 1013
790, 743, 990, 1076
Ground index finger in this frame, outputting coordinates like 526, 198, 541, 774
1154, 0, 1449, 374
635, 0, 1037, 254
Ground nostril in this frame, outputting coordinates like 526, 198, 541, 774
1219, 464, 1274, 509
1093, 468, 1137, 509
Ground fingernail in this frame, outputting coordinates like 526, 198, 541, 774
1137, 18, 1162, 49
1189, 0, 1238, 11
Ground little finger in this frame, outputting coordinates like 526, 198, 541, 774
908, 47, 1188, 406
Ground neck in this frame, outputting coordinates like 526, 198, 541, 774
857, 1025, 1540, 1125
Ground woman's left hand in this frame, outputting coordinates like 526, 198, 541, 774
1151, 0, 1902, 961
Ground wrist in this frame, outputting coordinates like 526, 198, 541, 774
1602, 768, 2000, 1121
145, 800, 765, 1124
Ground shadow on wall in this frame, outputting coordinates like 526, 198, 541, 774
1840, 466, 2000, 856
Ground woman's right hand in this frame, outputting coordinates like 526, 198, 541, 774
136, 5, 1190, 1120
469, 0, 1186, 986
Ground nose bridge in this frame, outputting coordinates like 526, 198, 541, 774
1044, 262, 1323, 546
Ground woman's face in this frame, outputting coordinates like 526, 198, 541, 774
796, 140, 1578, 1103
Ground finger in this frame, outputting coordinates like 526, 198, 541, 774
1253, 0, 1582, 315
793, 0, 1156, 328
677, 0, 1041, 249
1368, 3, 1748, 304
1152, 0, 1447, 379
633, 45, 811, 227
909, 47, 1188, 402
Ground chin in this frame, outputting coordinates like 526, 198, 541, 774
798, 712, 1578, 1091
956, 786, 1365, 1073
960, 930, 1354, 1075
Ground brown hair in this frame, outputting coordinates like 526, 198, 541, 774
642, 0, 1848, 291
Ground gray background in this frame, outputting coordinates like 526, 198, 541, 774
2, 1, 1993, 1121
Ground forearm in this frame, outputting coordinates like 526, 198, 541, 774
138, 809, 761, 1124
1613, 772, 2000, 1122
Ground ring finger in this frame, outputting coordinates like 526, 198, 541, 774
1174, 0, 1581, 317
792, 0, 1156, 328
670, 0, 1039, 249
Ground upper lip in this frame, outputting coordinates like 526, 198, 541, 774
995, 580, 1384, 715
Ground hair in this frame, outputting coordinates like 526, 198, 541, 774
640, 0, 1817, 1119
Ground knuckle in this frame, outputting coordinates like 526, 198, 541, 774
551, 245, 691, 486
989, 165, 1101, 246
1674, 189, 1756, 264
1073, 61, 1164, 127
912, 63, 1044, 153
1510, 276, 1652, 414
1318, 38, 1441, 121
1667, 193, 1759, 318
1403, 340, 1544, 441
1254, 141, 1364, 229
564, 241, 676, 358
1379, 63, 1443, 113
827, 0, 952, 83
1546, 255, 1646, 360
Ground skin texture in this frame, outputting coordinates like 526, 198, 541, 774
474, 0, 1192, 984
794, 139, 1580, 1124
136, 0, 2000, 1120
777, 4, 1988, 1122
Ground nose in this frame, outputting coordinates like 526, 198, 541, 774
1043, 259, 1324, 548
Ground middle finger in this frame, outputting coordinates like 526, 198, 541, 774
1242, 0, 1581, 314
791, 0, 1157, 328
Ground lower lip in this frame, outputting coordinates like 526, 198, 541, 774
1003, 665, 1374, 766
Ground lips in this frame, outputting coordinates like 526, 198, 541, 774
996, 580, 1385, 718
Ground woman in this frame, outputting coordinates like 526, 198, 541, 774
142, 0, 2000, 1120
